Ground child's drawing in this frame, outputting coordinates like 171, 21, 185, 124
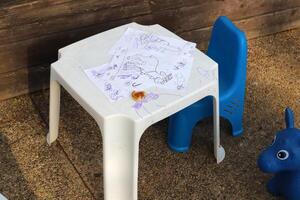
134, 33, 181, 54
85, 28, 196, 102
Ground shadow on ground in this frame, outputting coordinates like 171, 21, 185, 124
0, 134, 36, 199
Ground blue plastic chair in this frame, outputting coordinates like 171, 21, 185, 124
168, 16, 247, 152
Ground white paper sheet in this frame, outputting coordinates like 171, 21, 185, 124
85, 28, 196, 102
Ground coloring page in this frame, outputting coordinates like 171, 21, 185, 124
110, 28, 195, 57
85, 28, 196, 102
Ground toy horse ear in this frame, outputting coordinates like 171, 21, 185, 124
285, 107, 294, 129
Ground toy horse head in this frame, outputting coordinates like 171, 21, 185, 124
258, 108, 300, 173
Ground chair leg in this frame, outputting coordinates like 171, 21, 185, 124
99, 118, 142, 200
47, 80, 61, 145
227, 113, 244, 137
232, 122, 243, 136
168, 111, 196, 152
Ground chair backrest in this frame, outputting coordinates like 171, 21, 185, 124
207, 16, 247, 97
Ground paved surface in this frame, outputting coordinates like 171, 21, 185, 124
0, 29, 299, 199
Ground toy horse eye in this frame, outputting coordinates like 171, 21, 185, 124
277, 150, 289, 160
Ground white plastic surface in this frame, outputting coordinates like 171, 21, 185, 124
0, 194, 7, 200
47, 22, 225, 200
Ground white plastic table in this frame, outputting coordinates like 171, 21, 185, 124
0, 194, 7, 200
47, 22, 225, 200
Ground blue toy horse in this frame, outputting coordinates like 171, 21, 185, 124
258, 108, 300, 200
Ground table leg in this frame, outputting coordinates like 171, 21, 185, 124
213, 94, 225, 163
99, 118, 142, 200
47, 80, 61, 145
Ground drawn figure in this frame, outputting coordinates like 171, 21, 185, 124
174, 61, 186, 70
135, 33, 181, 54
152, 72, 172, 85
104, 83, 112, 91
125, 81, 131, 86
174, 73, 185, 90
258, 108, 300, 200
132, 92, 183, 119
103, 82, 123, 101
121, 54, 173, 86
90, 65, 116, 82
132, 82, 142, 87
117, 74, 132, 79
91, 70, 105, 78
109, 89, 123, 101
132, 92, 159, 111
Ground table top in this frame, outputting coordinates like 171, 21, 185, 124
52, 22, 218, 124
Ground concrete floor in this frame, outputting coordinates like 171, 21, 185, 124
0, 29, 299, 199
